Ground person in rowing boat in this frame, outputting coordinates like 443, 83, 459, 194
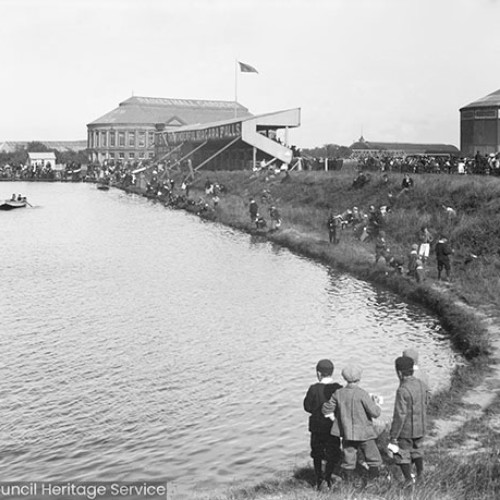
17, 194, 22, 201
11, 193, 16, 201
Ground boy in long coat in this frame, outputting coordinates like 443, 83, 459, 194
322, 365, 382, 482
389, 356, 429, 487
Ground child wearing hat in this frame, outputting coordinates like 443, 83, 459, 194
303, 359, 343, 490
389, 356, 429, 488
322, 364, 382, 482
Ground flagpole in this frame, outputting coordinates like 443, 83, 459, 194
234, 59, 238, 118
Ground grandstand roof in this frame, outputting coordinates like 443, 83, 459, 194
350, 137, 459, 154
460, 88, 500, 110
88, 96, 251, 127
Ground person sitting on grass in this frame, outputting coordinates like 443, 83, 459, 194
303, 359, 343, 490
388, 254, 404, 274
322, 365, 383, 484
255, 214, 267, 230
389, 356, 429, 489
401, 173, 414, 190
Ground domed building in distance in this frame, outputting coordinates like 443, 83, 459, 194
460, 88, 500, 156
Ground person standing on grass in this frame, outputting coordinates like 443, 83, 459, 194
407, 244, 419, 278
389, 356, 429, 489
304, 359, 343, 490
269, 205, 281, 230
435, 236, 453, 281
417, 225, 433, 265
249, 197, 258, 222
374, 231, 388, 264
322, 365, 383, 484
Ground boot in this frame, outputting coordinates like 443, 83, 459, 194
400, 464, 415, 489
413, 457, 424, 481
341, 468, 355, 484
368, 467, 380, 480
313, 458, 323, 490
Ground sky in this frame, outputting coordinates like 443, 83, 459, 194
1, 0, 500, 148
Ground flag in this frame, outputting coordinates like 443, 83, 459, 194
238, 61, 258, 73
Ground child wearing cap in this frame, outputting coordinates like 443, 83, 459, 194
389, 356, 430, 488
322, 364, 382, 483
303, 359, 343, 490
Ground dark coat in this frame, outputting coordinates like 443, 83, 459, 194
304, 381, 342, 434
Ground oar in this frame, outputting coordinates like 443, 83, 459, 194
25, 200, 33, 207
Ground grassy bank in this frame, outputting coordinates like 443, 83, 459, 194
162, 169, 499, 500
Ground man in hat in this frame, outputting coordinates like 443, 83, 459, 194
303, 359, 343, 490
389, 356, 429, 488
322, 364, 382, 483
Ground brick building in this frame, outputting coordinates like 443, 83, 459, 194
87, 96, 250, 163
460, 88, 500, 155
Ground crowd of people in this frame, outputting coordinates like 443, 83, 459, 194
326, 171, 468, 283
355, 151, 500, 176
304, 350, 429, 491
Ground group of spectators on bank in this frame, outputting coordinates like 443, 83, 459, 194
326, 171, 464, 283
355, 151, 500, 176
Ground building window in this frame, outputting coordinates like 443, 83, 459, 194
129, 152, 135, 159
109, 152, 115, 159
149, 152, 155, 159
118, 132, 125, 147
138, 131, 146, 147
94, 131, 99, 148
139, 152, 145, 159
119, 152, 125, 159
110, 131, 116, 147
101, 131, 107, 147
148, 132, 155, 146
128, 131, 135, 147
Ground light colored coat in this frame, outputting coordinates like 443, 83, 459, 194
323, 384, 381, 441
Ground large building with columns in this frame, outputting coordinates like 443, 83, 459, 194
87, 96, 251, 163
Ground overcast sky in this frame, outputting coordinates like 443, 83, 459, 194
1, 0, 499, 148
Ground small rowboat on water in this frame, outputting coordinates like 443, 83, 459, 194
0, 200, 27, 211
97, 184, 110, 191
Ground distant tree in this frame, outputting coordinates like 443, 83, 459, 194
0, 145, 28, 166
26, 141, 51, 152
55, 149, 88, 166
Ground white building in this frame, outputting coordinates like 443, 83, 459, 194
28, 152, 57, 168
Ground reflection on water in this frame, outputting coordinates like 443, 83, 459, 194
0, 182, 459, 494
